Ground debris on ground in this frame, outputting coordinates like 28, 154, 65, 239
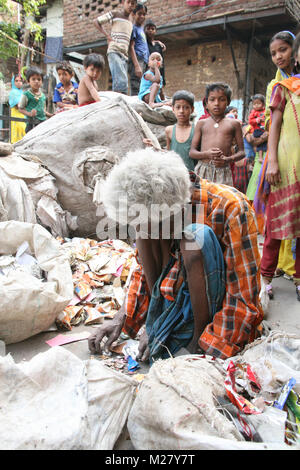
55, 237, 136, 330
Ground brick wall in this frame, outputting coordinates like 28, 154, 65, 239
63, 0, 278, 107
63, 0, 286, 47
162, 39, 275, 104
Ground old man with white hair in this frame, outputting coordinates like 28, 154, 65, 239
88, 148, 263, 362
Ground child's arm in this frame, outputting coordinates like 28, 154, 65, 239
18, 94, 36, 117
248, 110, 261, 127
189, 121, 223, 161
154, 40, 166, 52
222, 121, 245, 163
165, 125, 173, 150
94, 11, 114, 44
130, 41, 143, 78
81, 76, 101, 103
19, 107, 37, 117
144, 66, 161, 84
266, 108, 282, 185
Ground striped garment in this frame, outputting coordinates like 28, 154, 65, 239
97, 11, 133, 59
122, 173, 263, 359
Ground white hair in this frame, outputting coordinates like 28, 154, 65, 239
100, 148, 192, 224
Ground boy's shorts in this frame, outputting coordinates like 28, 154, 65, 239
195, 161, 233, 186
107, 52, 129, 94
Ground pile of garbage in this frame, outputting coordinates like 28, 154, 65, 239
55, 236, 136, 330
0, 331, 299, 450
128, 332, 300, 450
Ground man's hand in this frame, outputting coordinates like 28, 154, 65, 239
31, 109, 37, 117
136, 329, 150, 362
88, 310, 126, 355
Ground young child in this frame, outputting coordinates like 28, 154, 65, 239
94, 0, 137, 94
129, 3, 149, 96
248, 94, 267, 163
18, 67, 50, 133
225, 105, 238, 119
9, 74, 26, 143
259, 32, 300, 301
138, 52, 170, 108
144, 19, 166, 88
189, 82, 245, 186
53, 61, 78, 112
78, 53, 105, 106
165, 90, 195, 171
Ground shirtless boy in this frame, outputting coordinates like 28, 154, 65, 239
189, 82, 245, 185
78, 53, 105, 106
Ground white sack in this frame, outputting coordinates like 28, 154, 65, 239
14, 94, 160, 237
0, 221, 73, 344
128, 355, 291, 450
0, 347, 137, 450
0, 154, 77, 237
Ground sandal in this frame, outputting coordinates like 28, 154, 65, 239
265, 283, 274, 300
274, 268, 284, 278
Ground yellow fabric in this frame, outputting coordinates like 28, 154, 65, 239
265, 69, 290, 129
10, 106, 26, 144
277, 240, 296, 276
265, 69, 296, 273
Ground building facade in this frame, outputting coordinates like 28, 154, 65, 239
63, 0, 299, 117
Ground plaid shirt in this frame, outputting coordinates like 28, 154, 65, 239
123, 173, 263, 359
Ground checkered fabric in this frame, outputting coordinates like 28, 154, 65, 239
123, 173, 263, 359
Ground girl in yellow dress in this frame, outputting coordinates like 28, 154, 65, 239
9, 75, 26, 144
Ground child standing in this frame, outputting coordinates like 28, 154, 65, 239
144, 19, 166, 88
138, 52, 170, 108
165, 90, 195, 171
94, 0, 136, 95
9, 75, 26, 143
78, 53, 105, 106
248, 94, 267, 163
259, 32, 300, 301
189, 82, 245, 186
18, 67, 50, 133
53, 61, 78, 112
129, 3, 149, 96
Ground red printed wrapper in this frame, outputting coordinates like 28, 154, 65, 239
225, 361, 262, 415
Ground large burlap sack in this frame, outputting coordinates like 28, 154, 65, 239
127, 355, 291, 450
0, 221, 73, 344
0, 347, 138, 450
99, 92, 177, 147
0, 153, 77, 237
14, 94, 160, 237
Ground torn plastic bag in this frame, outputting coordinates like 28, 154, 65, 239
0, 221, 73, 344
